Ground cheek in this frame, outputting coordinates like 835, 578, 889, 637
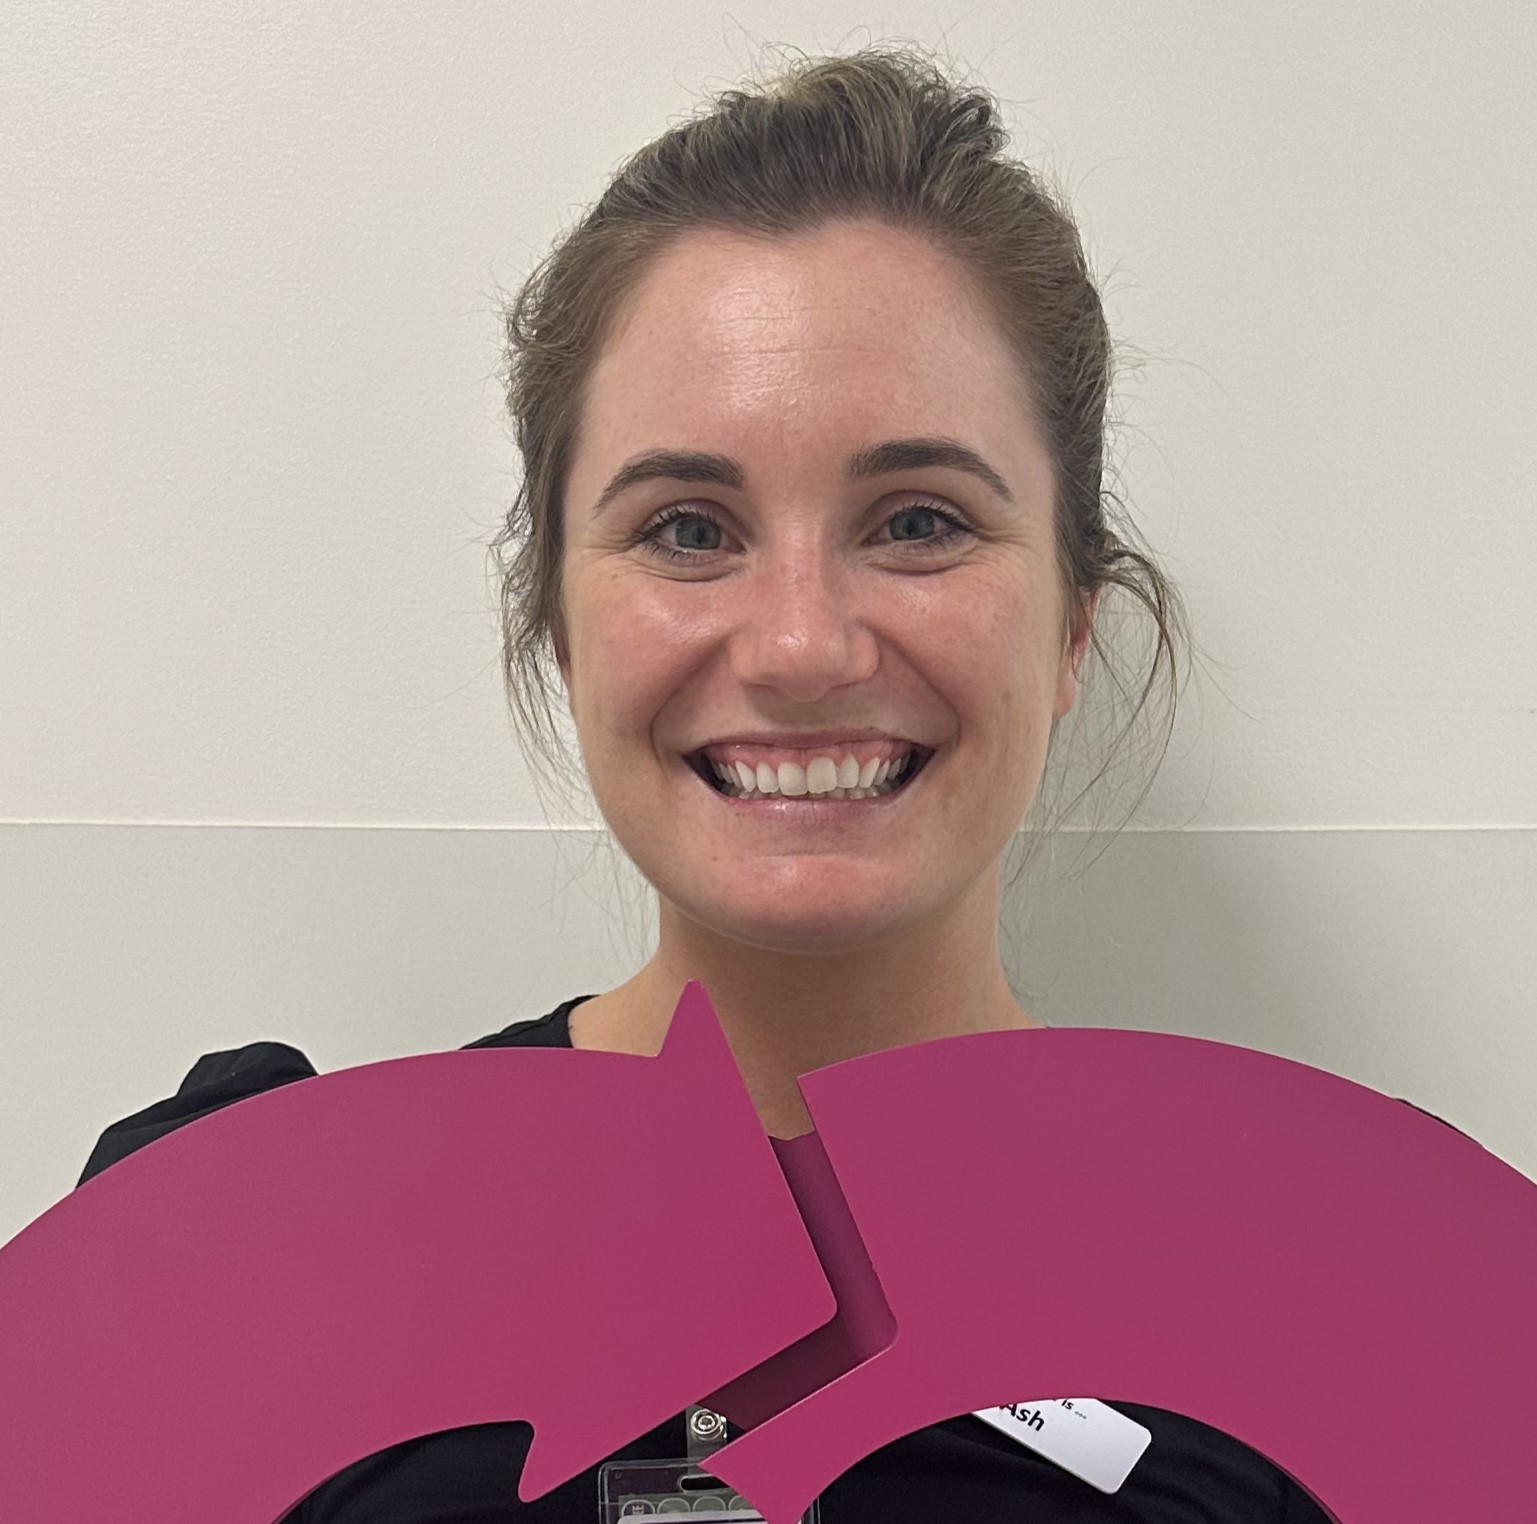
921, 586, 1064, 816
568, 572, 715, 732
917, 576, 1056, 711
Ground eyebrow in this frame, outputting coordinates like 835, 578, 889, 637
589, 435, 1015, 517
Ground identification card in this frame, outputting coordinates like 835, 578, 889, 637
598, 1457, 821, 1521
971, 1398, 1152, 1493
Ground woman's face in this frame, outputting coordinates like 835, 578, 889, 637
559, 218, 1090, 954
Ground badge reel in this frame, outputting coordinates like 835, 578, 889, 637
599, 1404, 822, 1521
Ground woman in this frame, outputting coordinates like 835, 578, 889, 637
80, 44, 1332, 1523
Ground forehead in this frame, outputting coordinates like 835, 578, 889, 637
578, 219, 1041, 471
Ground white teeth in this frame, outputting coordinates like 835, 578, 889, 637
703, 748, 922, 800
777, 761, 808, 796
805, 756, 839, 795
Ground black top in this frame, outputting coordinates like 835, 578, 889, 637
78, 997, 1336, 1523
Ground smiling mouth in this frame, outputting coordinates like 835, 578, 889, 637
685, 746, 936, 801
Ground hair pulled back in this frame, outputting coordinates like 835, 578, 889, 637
491, 43, 1188, 846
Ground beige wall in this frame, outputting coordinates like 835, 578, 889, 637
3, 2, 1534, 1245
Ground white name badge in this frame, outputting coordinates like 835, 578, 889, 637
971, 1399, 1152, 1494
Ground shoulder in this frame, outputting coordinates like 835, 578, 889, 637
458, 995, 592, 1050
77, 1040, 317, 1186
76, 998, 593, 1187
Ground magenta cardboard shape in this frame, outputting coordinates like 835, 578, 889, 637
0, 986, 834, 1520
2, 982, 1534, 1522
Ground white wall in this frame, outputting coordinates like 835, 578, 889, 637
3, 2, 1534, 1247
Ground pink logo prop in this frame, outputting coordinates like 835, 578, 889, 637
0, 987, 835, 1521
705, 1025, 1537, 1522
2, 982, 1535, 1522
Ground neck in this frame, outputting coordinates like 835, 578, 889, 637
569, 873, 1040, 1138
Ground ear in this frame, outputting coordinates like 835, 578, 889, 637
1053, 587, 1101, 719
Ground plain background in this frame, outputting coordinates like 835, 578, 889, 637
3, 2, 1534, 1248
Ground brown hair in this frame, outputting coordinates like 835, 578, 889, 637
490, 41, 1188, 856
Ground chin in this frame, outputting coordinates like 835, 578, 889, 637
678, 889, 928, 957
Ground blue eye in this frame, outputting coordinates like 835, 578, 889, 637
633, 505, 726, 562
886, 502, 971, 548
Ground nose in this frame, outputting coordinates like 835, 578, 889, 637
729, 546, 880, 703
